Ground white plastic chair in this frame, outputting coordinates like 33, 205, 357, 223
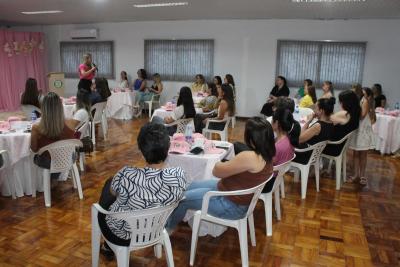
230, 116, 236, 128
189, 177, 271, 267
76, 120, 90, 171
202, 117, 230, 141
321, 131, 355, 190
21, 104, 41, 119
145, 94, 161, 118
90, 102, 108, 145
290, 141, 327, 199
34, 139, 83, 207
165, 118, 194, 134
298, 107, 314, 118
258, 157, 294, 236
91, 202, 179, 267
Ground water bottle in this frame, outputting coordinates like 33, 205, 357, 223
185, 124, 193, 143
295, 104, 299, 114
31, 111, 37, 122
395, 102, 400, 110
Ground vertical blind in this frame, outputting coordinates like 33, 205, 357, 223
60, 41, 114, 79
144, 39, 214, 82
276, 40, 366, 89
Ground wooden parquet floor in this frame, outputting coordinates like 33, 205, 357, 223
0, 117, 399, 267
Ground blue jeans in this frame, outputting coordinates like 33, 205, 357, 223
136, 91, 154, 106
166, 179, 248, 230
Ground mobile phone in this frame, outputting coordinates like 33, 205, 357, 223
190, 147, 204, 155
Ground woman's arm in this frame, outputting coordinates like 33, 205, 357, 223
215, 100, 227, 120
80, 66, 96, 78
381, 98, 386, 109
30, 125, 39, 152
212, 151, 257, 178
139, 80, 147, 92
298, 122, 321, 144
330, 110, 349, 125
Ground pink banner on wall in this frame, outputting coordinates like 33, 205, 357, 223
0, 30, 48, 111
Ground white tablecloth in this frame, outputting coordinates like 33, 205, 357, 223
0, 132, 42, 197
151, 107, 203, 121
166, 141, 234, 237
373, 114, 400, 154
63, 103, 76, 119
106, 91, 137, 120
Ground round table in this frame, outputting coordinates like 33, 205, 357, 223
106, 91, 137, 120
151, 107, 203, 121
63, 103, 76, 119
373, 113, 400, 154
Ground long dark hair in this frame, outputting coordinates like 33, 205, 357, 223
138, 69, 147, 80
363, 87, 376, 123
323, 81, 334, 95
21, 78, 40, 108
177, 86, 196, 118
214, 76, 222, 86
121, 71, 128, 81
95, 77, 111, 100
207, 83, 218, 97
277, 76, 287, 87
273, 108, 299, 147
76, 88, 91, 114
244, 117, 276, 162
221, 84, 235, 116
225, 74, 235, 87
307, 86, 317, 104
317, 97, 336, 117
339, 90, 361, 125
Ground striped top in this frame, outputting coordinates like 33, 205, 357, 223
106, 166, 187, 239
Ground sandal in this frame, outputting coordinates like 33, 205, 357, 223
347, 176, 359, 183
359, 177, 368, 186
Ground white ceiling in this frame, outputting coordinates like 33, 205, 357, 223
0, 0, 399, 25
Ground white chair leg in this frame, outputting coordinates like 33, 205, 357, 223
154, 244, 162, 259
79, 152, 85, 172
248, 213, 256, 246
342, 153, 347, 183
148, 102, 153, 118
328, 159, 333, 170
274, 189, 281, 221
300, 168, 310, 199
115, 247, 130, 267
43, 169, 51, 207
71, 169, 77, 189
315, 162, 320, 192
231, 117, 236, 128
31, 155, 37, 197
72, 164, 83, 200
237, 220, 249, 267
91, 122, 96, 145
91, 206, 101, 267
265, 193, 273, 236
189, 211, 202, 266
294, 168, 300, 183
101, 118, 107, 141
335, 158, 342, 190
162, 230, 175, 267
280, 179, 285, 198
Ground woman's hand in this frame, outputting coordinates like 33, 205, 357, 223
164, 117, 174, 124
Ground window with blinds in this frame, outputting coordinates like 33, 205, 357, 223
276, 40, 366, 89
144, 39, 214, 82
60, 41, 114, 79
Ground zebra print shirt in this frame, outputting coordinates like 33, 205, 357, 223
106, 166, 187, 240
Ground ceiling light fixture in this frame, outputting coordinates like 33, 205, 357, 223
292, 0, 366, 2
133, 2, 188, 8
21, 10, 64, 15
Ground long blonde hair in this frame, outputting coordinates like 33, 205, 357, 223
38, 92, 65, 138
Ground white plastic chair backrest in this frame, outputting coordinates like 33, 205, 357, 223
271, 156, 295, 192
0, 150, 9, 171
151, 94, 161, 103
107, 202, 179, 248
21, 105, 41, 118
299, 107, 314, 118
326, 131, 355, 155
299, 141, 327, 165
90, 102, 107, 124
76, 120, 90, 140
176, 118, 194, 134
243, 177, 272, 218
207, 117, 230, 131
37, 139, 82, 173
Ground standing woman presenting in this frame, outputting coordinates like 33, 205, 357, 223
78, 53, 97, 93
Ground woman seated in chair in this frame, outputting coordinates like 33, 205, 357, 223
90, 77, 111, 105
152, 86, 196, 135
21, 78, 42, 117
260, 76, 290, 117
322, 90, 361, 157
194, 83, 219, 132
195, 84, 235, 133
30, 92, 76, 179
191, 74, 208, 94
98, 123, 187, 257
136, 73, 163, 108
70, 88, 91, 136
292, 97, 335, 165
299, 85, 317, 108
166, 117, 275, 231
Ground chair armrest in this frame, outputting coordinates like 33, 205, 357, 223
164, 121, 178, 128
294, 146, 315, 153
92, 203, 113, 215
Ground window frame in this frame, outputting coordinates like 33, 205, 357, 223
276, 40, 367, 89
60, 41, 115, 79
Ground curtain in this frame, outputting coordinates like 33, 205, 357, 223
277, 40, 366, 89
145, 39, 214, 81
60, 41, 114, 79
0, 30, 48, 112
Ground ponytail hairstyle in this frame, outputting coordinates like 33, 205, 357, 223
272, 107, 300, 146
363, 87, 376, 124
244, 117, 276, 162
317, 97, 336, 117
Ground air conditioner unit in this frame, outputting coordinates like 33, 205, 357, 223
70, 29, 98, 39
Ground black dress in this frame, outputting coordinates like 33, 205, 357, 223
293, 121, 333, 164
374, 95, 386, 108
322, 117, 359, 157
260, 85, 290, 116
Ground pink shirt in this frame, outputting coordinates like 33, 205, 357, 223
79, 64, 94, 80
273, 135, 294, 167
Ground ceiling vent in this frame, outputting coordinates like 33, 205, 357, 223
70, 29, 98, 39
